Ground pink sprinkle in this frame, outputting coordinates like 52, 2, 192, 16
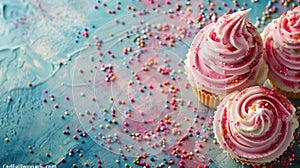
93, 5, 98, 9
42, 98, 47, 102
233, 2, 238, 7
73, 135, 78, 140
199, 115, 205, 120
279, 1, 284, 5
184, 83, 189, 89
227, 8, 232, 14
29, 149, 33, 153
208, 158, 213, 162
46, 153, 50, 157
65, 125, 69, 129
116, 5, 120, 10
139, 88, 144, 92
102, 2, 107, 6
222, 2, 227, 6
65, 96, 69, 100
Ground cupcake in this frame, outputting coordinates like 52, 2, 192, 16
185, 9, 267, 109
262, 6, 300, 98
213, 86, 299, 165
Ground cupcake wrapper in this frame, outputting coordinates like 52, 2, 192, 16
224, 140, 295, 166
192, 87, 223, 109
268, 79, 300, 99
227, 152, 265, 166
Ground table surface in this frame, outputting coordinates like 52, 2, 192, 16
0, 0, 299, 168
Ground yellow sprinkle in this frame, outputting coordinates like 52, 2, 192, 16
128, 81, 133, 86
112, 119, 117, 124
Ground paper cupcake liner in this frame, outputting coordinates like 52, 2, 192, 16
267, 79, 300, 99
227, 152, 265, 166
227, 140, 295, 166
192, 87, 224, 109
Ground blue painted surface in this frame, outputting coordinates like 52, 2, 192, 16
0, 0, 299, 167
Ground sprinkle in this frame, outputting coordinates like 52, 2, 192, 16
28, 82, 32, 87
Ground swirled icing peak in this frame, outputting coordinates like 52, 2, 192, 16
263, 6, 300, 93
185, 9, 266, 95
214, 86, 299, 164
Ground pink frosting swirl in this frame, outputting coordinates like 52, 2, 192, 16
214, 86, 299, 164
185, 9, 266, 95
263, 6, 300, 93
